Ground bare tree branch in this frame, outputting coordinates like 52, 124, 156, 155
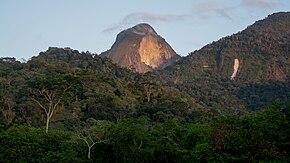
31, 98, 48, 115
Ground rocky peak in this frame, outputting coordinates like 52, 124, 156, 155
101, 23, 180, 73
131, 23, 157, 35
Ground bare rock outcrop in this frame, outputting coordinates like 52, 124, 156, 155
101, 23, 180, 73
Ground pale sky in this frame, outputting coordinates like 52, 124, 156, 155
1, 0, 289, 61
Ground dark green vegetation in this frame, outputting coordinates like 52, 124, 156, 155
157, 12, 289, 113
0, 48, 200, 131
0, 103, 289, 162
0, 12, 289, 162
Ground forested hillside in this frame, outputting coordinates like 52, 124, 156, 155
156, 12, 290, 113
0, 12, 289, 162
0, 47, 204, 132
0, 48, 289, 162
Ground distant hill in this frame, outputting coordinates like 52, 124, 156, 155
100, 23, 181, 73
156, 12, 290, 113
0, 47, 204, 131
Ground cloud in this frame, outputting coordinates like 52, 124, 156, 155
190, 0, 280, 20
123, 12, 182, 23
102, 12, 188, 33
102, 25, 123, 33
102, 0, 279, 33
102, 1, 236, 33
191, 2, 233, 20
240, 0, 276, 9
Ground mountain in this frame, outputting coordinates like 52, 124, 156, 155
156, 12, 290, 113
100, 23, 181, 73
1, 13, 288, 120
1, 13, 290, 162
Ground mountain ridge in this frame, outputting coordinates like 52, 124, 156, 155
161, 12, 289, 83
156, 12, 290, 112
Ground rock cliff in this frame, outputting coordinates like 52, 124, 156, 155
101, 23, 180, 73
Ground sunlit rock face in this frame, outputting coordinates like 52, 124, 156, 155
230, 59, 239, 80
101, 23, 180, 73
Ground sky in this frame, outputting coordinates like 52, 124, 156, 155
0, 0, 289, 61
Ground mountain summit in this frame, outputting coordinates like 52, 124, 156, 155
160, 12, 289, 83
101, 23, 180, 73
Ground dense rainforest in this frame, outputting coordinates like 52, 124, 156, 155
0, 12, 289, 162
0, 47, 289, 162
156, 12, 290, 113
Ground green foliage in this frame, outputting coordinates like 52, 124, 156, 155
211, 102, 290, 161
0, 12, 289, 161
108, 118, 154, 162
156, 12, 290, 114
0, 103, 289, 162
0, 125, 84, 162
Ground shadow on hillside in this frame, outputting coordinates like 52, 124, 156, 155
236, 82, 290, 112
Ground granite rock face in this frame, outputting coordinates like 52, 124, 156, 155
101, 23, 180, 73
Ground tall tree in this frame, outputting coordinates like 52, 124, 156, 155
28, 72, 77, 133
74, 118, 110, 159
